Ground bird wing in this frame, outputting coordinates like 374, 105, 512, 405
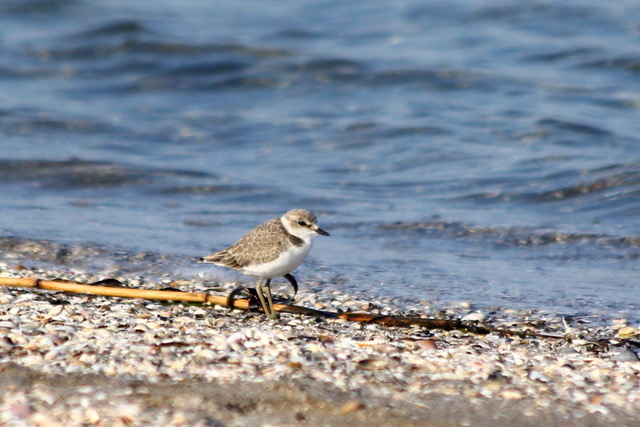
201, 218, 288, 268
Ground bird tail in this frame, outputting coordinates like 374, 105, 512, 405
199, 253, 224, 263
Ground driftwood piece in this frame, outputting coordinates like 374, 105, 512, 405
0, 276, 239, 307
0, 276, 563, 338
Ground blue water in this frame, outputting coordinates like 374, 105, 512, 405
1, 1, 639, 321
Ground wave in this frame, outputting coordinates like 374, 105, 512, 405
380, 220, 640, 250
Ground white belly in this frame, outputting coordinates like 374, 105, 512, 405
241, 242, 312, 279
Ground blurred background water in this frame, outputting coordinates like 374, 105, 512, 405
1, 0, 639, 321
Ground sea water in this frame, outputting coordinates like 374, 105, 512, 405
1, 0, 639, 321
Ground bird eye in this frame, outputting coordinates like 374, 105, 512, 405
298, 220, 307, 226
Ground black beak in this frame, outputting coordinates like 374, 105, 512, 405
316, 227, 330, 236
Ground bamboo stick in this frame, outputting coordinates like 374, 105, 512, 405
0, 276, 565, 338
0, 276, 245, 307
0, 276, 467, 328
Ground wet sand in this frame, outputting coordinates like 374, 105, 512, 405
2, 362, 637, 427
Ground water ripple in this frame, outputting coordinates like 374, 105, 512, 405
0, 158, 213, 189
381, 220, 640, 250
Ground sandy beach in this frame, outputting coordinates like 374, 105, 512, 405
1, 263, 639, 426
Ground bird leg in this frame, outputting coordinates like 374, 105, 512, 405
283, 273, 298, 299
226, 287, 260, 311
228, 275, 296, 314
256, 278, 279, 319
263, 279, 279, 320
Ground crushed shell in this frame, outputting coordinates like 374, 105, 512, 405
0, 262, 639, 426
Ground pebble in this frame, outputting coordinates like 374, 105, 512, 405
0, 263, 639, 425
340, 399, 366, 415
416, 339, 439, 351
617, 326, 639, 338
611, 349, 639, 362
462, 311, 487, 322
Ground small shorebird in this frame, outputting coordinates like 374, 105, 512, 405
200, 209, 329, 319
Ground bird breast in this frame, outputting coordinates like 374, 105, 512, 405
240, 241, 313, 279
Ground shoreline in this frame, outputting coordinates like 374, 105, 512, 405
1, 263, 639, 425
